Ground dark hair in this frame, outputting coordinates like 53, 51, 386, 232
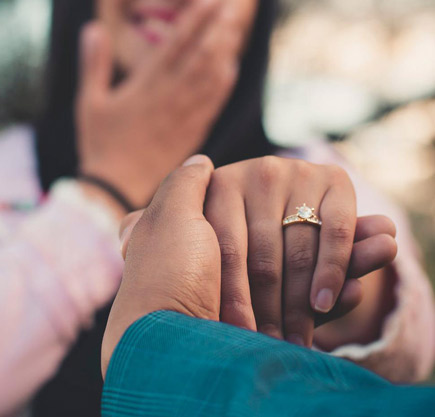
36, 0, 278, 191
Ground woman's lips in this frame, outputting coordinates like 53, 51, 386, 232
130, 6, 178, 44
136, 7, 178, 23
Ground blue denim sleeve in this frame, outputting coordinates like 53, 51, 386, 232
102, 311, 434, 417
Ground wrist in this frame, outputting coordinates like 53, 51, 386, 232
102, 292, 187, 379
78, 181, 127, 222
79, 160, 162, 209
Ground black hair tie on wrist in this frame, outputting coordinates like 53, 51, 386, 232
78, 175, 137, 213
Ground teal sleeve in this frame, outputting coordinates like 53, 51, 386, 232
102, 311, 434, 417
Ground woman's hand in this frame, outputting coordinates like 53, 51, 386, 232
77, 0, 244, 207
204, 157, 397, 347
101, 155, 221, 377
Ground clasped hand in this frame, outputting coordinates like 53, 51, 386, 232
102, 155, 397, 376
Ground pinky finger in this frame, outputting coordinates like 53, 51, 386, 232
348, 234, 398, 280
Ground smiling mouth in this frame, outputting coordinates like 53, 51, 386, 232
129, 6, 178, 44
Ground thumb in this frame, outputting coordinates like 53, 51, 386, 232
150, 155, 215, 218
119, 155, 214, 260
79, 22, 113, 99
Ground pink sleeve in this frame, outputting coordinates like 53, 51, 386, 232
0, 180, 123, 415
279, 142, 435, 382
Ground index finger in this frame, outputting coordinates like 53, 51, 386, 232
126, 0, 220, 91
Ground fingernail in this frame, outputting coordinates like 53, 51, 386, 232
286, 334, 305, 347
183, 154, 210, 167
315, 289, 334, 313
83, 27, 98, 60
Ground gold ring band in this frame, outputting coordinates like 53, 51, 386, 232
283, 203, 322, 228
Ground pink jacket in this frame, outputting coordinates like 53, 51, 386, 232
0, 126, 433, 416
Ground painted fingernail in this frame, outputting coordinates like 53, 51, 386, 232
315, 289, 334, 313
286, 334, 305, 347
182, 154, 210, 167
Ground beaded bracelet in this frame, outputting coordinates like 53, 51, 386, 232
78, 175, 137, 213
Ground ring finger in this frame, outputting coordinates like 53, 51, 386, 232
282, 192, 324, 347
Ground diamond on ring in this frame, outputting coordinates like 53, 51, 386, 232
297, 204, 314, 219
283, 203, 322, 228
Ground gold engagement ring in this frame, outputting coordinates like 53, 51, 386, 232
282, 203, 322, 228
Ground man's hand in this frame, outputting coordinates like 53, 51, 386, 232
101, 155, 221, 377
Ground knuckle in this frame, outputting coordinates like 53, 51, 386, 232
328, 217, 354, 243
257, 156, 283, 186
248, 229, 281, 288
220, 292, 253, 325
295, 160, 314, 180
249, 257, 281, 288
219, 236, 244, 272
326, 164, 350, 183
287, 244, 316, 274
320, 258, 347, 286
221, 292, 251, 313
331, 225, 354, 242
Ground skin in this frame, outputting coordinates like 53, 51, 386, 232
78, 0, 258, 207
96, 0, 257, 72
102, 155, 221, 377
76, 0, 398, 352
120, 158, 398, 348
103, 155, 397, 378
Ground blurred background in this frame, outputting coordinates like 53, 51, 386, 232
266, 0, 435, 299
266, 0, 435, 319
0, 0, 434, 379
